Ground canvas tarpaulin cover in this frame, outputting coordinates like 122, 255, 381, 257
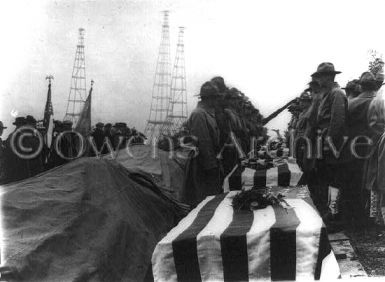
107, 145, 189, 201
1, 157, 183, 281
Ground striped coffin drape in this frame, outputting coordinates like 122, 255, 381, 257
152, 191, 340, 281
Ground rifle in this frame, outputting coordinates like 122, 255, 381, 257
261, 98, 298, 125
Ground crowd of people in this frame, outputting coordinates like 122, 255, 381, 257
282, 61, 385, 231
2, 61, 385, 233
182, 61, 385, 233
0, 117, 145, 185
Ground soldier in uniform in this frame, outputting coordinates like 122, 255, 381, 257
346, 72, 378, 227
311, 62, 348, 228
183, 81, 222, 206
24, 115, 44, 176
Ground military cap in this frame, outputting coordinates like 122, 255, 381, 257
299, 91, 312, 101
95, 122, 104, 128
115, 122, 127, 128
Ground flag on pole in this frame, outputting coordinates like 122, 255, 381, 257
75, 80, 93, 136
43, 75, 54, 148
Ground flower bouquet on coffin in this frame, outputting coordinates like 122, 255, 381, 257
232, 188, 292, 212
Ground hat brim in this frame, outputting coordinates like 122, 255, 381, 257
311, 71, 342, 77
0, 126, 7, 129
194, 93, 222, 97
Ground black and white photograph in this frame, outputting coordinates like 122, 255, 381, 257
1, 0, 385, 281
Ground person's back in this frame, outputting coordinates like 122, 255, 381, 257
348, 93, 375, 139
317, 83, 348, 143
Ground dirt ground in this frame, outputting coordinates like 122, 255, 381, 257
347, 226, 385, 277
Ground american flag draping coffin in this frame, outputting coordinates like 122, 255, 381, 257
223, 160, 303, 192
246, 161, 303, 188
152, 188, 340, 281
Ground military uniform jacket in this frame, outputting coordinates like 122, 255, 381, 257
316, 83, 348, 162
317, 82, 348, 140
186, 102, 220, 170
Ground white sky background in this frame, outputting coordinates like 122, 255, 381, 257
1, 0, 385, 138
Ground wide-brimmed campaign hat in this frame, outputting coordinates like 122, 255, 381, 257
25, 115, 37, 125
359, 71, 376, 85
195, 81, 221, 98
62, 120, 73, 129
342, 79, 360, 90
210, 76, 227, 92
13, 117, 26, 126
311, 62, 342, 77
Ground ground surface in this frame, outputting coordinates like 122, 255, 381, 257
347, 227, 385, 277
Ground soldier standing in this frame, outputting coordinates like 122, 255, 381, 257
183, 81, 222, 206
311, 62, 348, 229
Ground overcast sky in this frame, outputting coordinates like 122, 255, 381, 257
1, 0, 385, 138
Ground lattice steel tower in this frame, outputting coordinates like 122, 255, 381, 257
162, 27, 187, 135
144, 11, 172, 141
64, 28, 87, 126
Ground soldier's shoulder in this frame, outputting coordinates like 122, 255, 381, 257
190, 107, 207, 116
331, 86, 345, 96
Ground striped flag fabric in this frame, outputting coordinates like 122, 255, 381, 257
152, 189, 340, 281
244, 161, 303, 189
43, 77, 54, 148
75, 83, 92, 136
223, 161, 303, 192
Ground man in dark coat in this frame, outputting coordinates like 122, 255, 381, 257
91, 122, 105, 154
311, 62, 348, 227
5, 116, 42, 183
183, 81, 222, 206
345, 72, 378, 227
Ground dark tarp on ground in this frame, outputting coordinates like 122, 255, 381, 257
1, 157, 184, 282
107, 145, 189, 201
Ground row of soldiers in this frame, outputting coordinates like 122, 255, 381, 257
289, 62, 385, 231
0, 116, 144, 184
89, 122, 145, 154
182, 76, 269, 206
